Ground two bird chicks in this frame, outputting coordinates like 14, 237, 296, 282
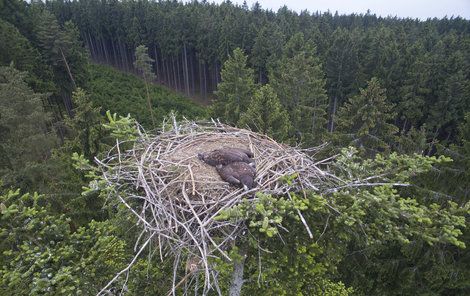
198, 147, 256, 190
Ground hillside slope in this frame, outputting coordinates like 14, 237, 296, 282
87, 64, 207, 128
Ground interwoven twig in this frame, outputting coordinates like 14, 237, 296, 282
97, 118, 338, 295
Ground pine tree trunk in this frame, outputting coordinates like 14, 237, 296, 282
163, 57, 168, 85
215, 61, 220, 86
144, 80, 156, 127
177, 53, 182, 91
110, 40, 118, 67
59, 47, 77, 90
329, 68, 343, 133
154, 45, 160, 82
183, 43, 190, 96
329, 95, 338, 133
94, 35, 103, 62
203, 62, 207, 99
198, 60, 203, 97
164, 57, 169, 86
117, 37, 126, 70
190, 51, 195, 95
101, 38, 109, 64
85, 32, 95, 60
172, 57, 177, 91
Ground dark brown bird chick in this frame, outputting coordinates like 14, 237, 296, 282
198, 147, 254, 167
223, 147, 254, 158
216, 161, 256, 190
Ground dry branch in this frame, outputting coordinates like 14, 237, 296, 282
96, 119, 338, 295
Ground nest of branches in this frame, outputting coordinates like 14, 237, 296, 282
97, 119, 336, 294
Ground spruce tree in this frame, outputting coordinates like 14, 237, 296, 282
334, 77, 398, 156
325, 28, 360, 132
213, 48, 254, 124
270, 33, 328, 145
0, 64, 57, 188
238, 84, 292, 142
134, 45, 157, 127
396, 42, 430, 131
35, 11, 88, 115
64, 88, 104, 159
251, 23, 284, 84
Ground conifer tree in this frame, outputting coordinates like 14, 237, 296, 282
238, 84, 292, 142
35, 10, 88, 114
270, 33, 328, 145
325, 28, 359, 132
134, 45, 157, 127
0, 189, 128, 295
213, 48, 254, 124
396, 43, 430, 132
64, 88, 104, 159
0, 65, 57, 188
251, 23, 284, 84
334, 78, 398, 156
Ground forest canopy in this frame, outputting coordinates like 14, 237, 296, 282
0, 0, 469, 295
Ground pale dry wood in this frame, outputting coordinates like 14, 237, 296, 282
96, 118, 387, 295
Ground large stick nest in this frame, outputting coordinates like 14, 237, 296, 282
97, 119, 334, 294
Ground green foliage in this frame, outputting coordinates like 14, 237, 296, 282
325, 27, 360, 132
103, 111, 140, 142
251, 22, 285, 83
333, 185, 467, 247
1, 1, 469, 294
64, 88, 105, 158
213, 147, 466, 295
333, 78, 399, 156
238, 84, 292, 142
87, 64, 207, 128
0, 19, 54, 92
34, 10, 88, 94
216, 192, 309, 238
0, 64, 57, 190
213, 48, 255, 124
270, 33, 329, 145
134, 45, 157, 127
134, 45, 156, 82
333, 147, 451, 184
0, 189, 129, 295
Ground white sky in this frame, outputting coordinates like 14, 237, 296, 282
204, 0, 470, 20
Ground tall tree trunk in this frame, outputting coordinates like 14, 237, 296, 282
183, 43, 190, 96
198, 60, 203, 97
229, 245, 247, 296
85, 32, 94, 59
101, 38, 109, 64
329, 95, 338, 133
172, 57, 177, 91
117, 37, 125, 70
203, 61, 207, 99
93, 35, 103, 62
144, 79, 156, 127
177, 53, 182, 91
215, 61, 220, 86
328, 66, 343, 133
189, 51, 195, 95
154, 45, 160, 82
59, 47, 76, 89
110, 39, 118, 67
163, 57, 168, 85
164, 57, 169, 86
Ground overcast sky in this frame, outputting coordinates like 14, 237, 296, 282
206, 0, 470, 20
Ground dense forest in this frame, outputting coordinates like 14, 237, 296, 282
0, 0, 469, 295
